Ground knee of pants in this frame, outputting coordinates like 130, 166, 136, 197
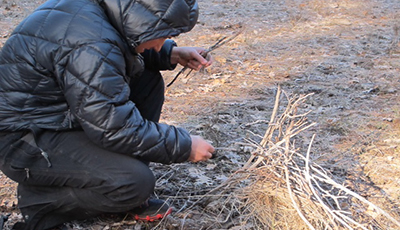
101, 164, 156, 207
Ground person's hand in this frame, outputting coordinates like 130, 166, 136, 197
171, 47, 212, 71
188, 135, 215, 162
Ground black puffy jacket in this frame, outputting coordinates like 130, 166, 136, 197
0, 0, 199, 164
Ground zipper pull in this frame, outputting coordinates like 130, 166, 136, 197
40, 149, 52, 168
24, 168, 30, 179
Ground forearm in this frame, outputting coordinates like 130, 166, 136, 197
143, 39, 177, 70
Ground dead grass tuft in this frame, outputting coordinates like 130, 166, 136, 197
188, 86, 400, 230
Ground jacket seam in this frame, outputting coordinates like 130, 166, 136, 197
63, 42, 124, 99
62, 1, 91, 44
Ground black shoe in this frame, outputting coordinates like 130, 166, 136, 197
11, 222, 26, 230
0, 215, 9, 230
131, 199, 172, 222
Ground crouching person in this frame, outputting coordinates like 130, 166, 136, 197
0, 0, 215, 229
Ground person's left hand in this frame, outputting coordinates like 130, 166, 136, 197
171, 47, 212, 71
188, 135, 215, 162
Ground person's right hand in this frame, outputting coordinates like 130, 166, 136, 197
171, 47, 212, 71
188, 135, 215, 162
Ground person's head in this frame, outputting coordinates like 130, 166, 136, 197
99, 0, 199, 53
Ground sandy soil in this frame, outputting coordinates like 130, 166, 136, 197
1, 0, 400, 229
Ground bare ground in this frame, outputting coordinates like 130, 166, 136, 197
1, 0, 400, 229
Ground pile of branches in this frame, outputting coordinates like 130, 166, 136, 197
196, 86, 400, 229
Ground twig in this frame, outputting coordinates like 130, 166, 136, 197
167, 27, 244, 87
311, 165, 400, 228
244, 85, 282, 169
284, 138, 316, 230
304, 134, 353, 229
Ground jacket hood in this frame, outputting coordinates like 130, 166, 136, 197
99, 0, 198, 48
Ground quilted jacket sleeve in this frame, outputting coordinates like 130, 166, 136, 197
62, 41, 191, 164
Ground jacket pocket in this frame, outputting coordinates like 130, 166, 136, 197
9, 138, 43, 169
0, 132, 44, 182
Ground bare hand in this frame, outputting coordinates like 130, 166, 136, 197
188, 135, 215, 162
171, 47, 212, 71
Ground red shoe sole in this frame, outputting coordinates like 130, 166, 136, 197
134, 207, 173, 222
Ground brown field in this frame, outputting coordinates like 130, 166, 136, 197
1, 0, 399, 229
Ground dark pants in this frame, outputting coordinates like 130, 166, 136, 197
0, 69, 165, 230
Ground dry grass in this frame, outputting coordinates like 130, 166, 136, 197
187, 86, 400, 230
1, 0, 400, 229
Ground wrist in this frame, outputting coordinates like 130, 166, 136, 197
170, 46, 181, 65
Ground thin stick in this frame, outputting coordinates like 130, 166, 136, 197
311, 166, 400, 228
167, 27, 243, 87
304, 134, 354, 229
244, 85, 281, 169
284, 140, 316, 230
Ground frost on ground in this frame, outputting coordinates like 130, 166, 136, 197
0, 0, 399, 229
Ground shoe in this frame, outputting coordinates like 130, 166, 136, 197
11, 222, 26, 230
131, 199, 172, 222
0, 215, 9, 230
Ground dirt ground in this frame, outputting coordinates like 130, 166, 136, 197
1, 0, 400, 229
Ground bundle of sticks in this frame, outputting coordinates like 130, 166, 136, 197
241, 86, 400, 229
